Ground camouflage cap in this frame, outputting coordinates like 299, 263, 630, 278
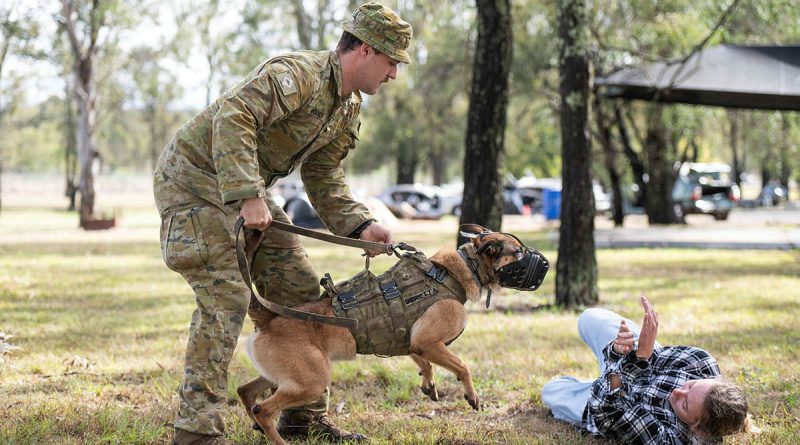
341, 2, 413, 64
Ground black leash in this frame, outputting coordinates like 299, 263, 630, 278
234, 217, 360, 330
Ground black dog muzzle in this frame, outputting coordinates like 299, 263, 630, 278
496, 248, 549, 291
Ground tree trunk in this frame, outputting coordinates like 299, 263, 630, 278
430, 149, 446, 185
779, 113, 791, 188
74, 68, 97, 224
593, 90, 623, 226
643, 105, 677, 224
555, 0, 597, 308
729, 110, 742, 189
458, 0, 512, 246
62, 0, 101, 227
395, 142, 417, 184
64, 80, 78, 211
614, 103, 647, 210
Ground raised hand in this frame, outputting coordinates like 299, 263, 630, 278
613, 320, 635, 355
635, 296, 659, 360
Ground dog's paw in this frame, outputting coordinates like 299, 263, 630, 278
464, 394, 481, 411
421, 384, 439, 401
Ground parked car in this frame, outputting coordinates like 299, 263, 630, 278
760, 180, 788, 207
593, 183, 612, 215
513, 176, 562, 214
511, 176, 611, 215
672, 162, 740, 222
377, 183, 460, 219
272, 179, 325, 228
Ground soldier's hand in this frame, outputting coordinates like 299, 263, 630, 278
359, 222, 393, 257
240, 197, 272, 231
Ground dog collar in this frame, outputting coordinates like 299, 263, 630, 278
457, 243, 494, 287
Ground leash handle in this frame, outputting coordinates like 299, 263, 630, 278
268, 220, 397, 255
234, 217, 359, 330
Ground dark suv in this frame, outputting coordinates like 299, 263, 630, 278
672, 163, 740, 222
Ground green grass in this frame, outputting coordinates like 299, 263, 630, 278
1, 207, 798, 444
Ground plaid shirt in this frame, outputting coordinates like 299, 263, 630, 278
583, 342, 722, 445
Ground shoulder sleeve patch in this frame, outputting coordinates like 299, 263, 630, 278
275, 71, 298, 96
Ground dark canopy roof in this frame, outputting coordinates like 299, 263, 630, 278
595, 45, 800, 110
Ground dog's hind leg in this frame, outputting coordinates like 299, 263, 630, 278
410, 353, 438, 401
237, 376, 276, 433
251, 380, 329, 445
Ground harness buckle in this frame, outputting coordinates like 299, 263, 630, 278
380, 280, 401, 300
338, 289, 359, 310
426, 264, 448, 283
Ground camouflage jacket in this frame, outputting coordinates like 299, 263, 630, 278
154, 50, 371, 236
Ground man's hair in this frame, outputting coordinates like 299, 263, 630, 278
697, 380, 749, 438
336, 31, 363, 52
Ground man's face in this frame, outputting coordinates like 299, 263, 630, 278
357, 46, 399, 95
669, 378, 715, 429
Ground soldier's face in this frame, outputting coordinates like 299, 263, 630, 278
358, 46, 399, 95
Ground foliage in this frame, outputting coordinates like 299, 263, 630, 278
0, 207, 798, 443
0, 0, 798, 195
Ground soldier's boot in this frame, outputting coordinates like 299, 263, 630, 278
276, 411, 367, 442
172, 428, 234, 445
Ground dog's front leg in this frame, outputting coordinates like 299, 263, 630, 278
410, 353, 438, 401
413, 342, 480, 410
410, 301, 479, 410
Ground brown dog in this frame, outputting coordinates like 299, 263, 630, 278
237, 224, 548, 444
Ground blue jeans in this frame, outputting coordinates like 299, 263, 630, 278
541, 308, 658, 426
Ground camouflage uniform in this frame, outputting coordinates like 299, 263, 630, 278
154, 1, 412, 438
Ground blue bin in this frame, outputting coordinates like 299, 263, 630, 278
542, 188, 561, 220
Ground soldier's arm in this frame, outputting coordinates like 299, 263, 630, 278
212, 61, 309, 205
300, 118, 373, 237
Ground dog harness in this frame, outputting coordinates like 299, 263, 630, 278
324, 251, 468, 356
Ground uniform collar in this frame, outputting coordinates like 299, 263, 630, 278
330, 50, 362, 105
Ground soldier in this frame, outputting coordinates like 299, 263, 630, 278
153, 3, 413, 444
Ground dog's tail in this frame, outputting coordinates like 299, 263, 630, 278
247, 289, 277, 329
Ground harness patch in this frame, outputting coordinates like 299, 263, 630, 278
404, 287, 438, 306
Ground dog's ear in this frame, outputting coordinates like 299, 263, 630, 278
475, 239, 504, 258
459, 224, 490, 239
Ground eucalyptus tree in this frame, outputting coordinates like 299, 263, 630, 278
353, 1, 473, 186
127, 45, 183, 170
0, 3, 41, 214
58, 0, 137, 225
555, 0, 597, 307
504, 0, 561, 179
719, 0, 800, 194
457, 0, 512, 242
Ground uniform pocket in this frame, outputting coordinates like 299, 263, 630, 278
162, 207, 211, 271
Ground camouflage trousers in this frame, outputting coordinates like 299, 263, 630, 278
155, 174, 327, 436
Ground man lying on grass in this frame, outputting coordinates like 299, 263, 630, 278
542, 296, 755, 445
